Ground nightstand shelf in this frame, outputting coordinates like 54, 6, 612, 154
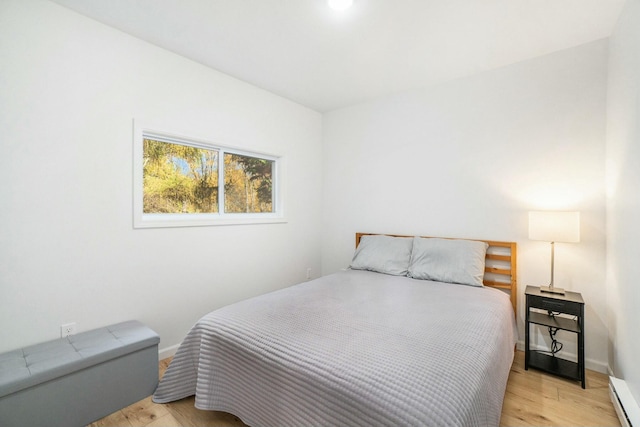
528, 351, 582, 380
525, 285, 585, 388
527, 311, 581, 333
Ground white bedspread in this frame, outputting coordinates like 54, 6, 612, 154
153, 270, 517, 427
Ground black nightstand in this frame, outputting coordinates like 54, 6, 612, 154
525, 286, 585, 388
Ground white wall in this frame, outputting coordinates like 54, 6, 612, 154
0, 0, 618, 379
606, 0, 640, 407
0, 0, 323, 355
322, 40, 609, 371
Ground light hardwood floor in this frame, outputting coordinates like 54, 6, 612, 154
89, 351, 620, 427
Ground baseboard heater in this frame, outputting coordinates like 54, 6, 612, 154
610, 377, 640, 427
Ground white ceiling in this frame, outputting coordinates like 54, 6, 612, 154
50, 0, 625, 112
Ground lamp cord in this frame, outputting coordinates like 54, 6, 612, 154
546, 311, 563, 356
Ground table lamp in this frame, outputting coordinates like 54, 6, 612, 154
528, 211, 580, 295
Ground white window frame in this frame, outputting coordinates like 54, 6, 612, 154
133, 124, 285, 228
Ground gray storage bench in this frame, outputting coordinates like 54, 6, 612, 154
0, 320, 160, 427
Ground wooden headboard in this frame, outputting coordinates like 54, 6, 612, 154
355, 232, 518, 316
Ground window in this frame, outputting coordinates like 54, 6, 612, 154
133, 126, 283, 228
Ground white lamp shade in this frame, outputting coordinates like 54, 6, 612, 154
528, 211, 580, 243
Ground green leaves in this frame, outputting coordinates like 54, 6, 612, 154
143, 139, 219, 213
224, 153, 273, 213
143, 139, 273, 214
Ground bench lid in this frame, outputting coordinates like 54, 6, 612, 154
0, 320, 159, 398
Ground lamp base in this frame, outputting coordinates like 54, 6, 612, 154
540, 285, 565, 295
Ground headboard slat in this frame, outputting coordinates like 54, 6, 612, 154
486, 254, 511, 262
485, 267, 512, 275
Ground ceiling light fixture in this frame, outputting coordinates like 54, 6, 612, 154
328, 0, 353, 11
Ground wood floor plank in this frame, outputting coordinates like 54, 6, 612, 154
163, 396, 246, 427
500, 351, 620, 427
558, 388, 620, 421
87, 410, 133, 427
504, 364, 561, 400
145, 413, 183, 427
121, 395, 169, 427
585, 367, 610, 386
159, 358, 171, 377
501, 393, 573, 426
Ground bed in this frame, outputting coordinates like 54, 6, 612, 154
153, 233, 518, 426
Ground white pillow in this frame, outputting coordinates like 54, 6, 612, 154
408, 237, 488, 287
350, 235, 413, 276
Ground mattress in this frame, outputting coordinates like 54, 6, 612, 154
153, 269, 517, 426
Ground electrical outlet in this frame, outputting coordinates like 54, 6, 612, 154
306, 268, 312, 280
60, 322, 76, 338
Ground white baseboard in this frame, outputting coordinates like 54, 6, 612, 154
610, 376, 640, 427
586, 358, 610, 375
159, 343, 180, 361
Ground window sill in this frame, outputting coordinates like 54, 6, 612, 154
133, 214, 287, 229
